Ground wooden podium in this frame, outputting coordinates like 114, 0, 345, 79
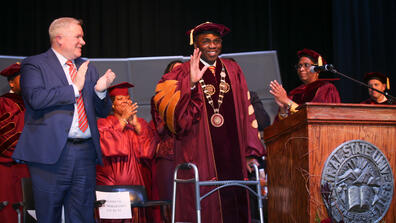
263, 103, 396, 222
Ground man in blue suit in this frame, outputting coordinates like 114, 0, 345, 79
12, 17, 116, 223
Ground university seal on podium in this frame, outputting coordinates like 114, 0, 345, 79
321, 140, 394, 223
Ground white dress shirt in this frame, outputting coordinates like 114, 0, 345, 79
52, 48, 106, 139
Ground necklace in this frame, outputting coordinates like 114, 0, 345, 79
199, 65, 229, 127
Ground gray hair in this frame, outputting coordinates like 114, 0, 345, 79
48, 17, 82, 43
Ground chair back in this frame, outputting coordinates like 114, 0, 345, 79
95, 185, 148, 205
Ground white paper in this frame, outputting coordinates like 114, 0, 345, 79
95, 191, 132, 219
27, 206, 65, 222
27, 210, 36, 220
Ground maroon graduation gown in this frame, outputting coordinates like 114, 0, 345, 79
96, 115, 156, 186
0, 93, 30, 223
361, 98, 396, 105
152, 58, 265, 223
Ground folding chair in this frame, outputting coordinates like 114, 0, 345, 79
172, 163, 264, 223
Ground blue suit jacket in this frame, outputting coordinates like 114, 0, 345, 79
13, 49, 112, 165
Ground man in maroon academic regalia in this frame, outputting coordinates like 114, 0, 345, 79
269, 49, 341, 119
151, 22, 265, 223
360, 72, 396, 105
96, 82, 157, 223
0, 63, 30, 223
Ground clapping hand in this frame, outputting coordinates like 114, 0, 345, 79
74, 61, 89, 91
269, 80, 289, 108
95, 69, 116, 92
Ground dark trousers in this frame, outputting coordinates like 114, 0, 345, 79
28, 139, 96, 223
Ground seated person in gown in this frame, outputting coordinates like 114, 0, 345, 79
269, 48, 340, 119
360, 72, 395, 105
96, 82, 156, 223
0, 63, 30, 223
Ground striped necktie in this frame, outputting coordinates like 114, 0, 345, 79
208, 66, 216, 75
66, 60, 89, 132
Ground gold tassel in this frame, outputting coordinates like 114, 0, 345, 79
318, 56, 323, 66
190, 30, 194, 45
189, 21, 211, 45
387, 77, 390, 90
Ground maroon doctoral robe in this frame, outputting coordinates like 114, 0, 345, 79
152, 58, 265, 223
288, 80, 341, 104
0, 93, 30, 223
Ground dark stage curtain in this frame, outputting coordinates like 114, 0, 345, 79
0, 0, 270, 58
332, 0, 396, 103
0, 0, 395, 102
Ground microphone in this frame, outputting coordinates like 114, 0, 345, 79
320, 64, 396, 102
0, 201, 8, 211
310, 64, 334, 73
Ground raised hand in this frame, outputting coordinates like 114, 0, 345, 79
74, 61, 89, 91
190, 48, 208, 87
95, 69, 116, 92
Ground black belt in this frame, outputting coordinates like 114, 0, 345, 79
67, 138, 92, 144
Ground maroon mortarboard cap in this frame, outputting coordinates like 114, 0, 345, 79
186, 22, 231, 45
363, 72, 390, 90
0, 62, 21, 77
363, 72, 387, 84
108, 82, 134, 97
297, 48, 327, 65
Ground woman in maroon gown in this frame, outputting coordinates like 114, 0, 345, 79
270, 49, 341, 119
96, 82, 156, 223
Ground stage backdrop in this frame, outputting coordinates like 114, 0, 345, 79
0, 51, 281, 123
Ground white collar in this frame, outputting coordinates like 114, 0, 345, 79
51, 48, 72, 66
200, 58, 217, 67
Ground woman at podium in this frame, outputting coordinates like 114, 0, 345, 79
269, 48, 341, 119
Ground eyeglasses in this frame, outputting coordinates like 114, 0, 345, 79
295, 63, 315, 70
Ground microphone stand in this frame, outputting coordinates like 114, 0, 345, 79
327, 65, 396, 103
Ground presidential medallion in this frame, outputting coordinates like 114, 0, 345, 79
321, 140, 394, 223
210, 113, 224, 127
205, 84, 216, 96
219, 82, 230, 93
